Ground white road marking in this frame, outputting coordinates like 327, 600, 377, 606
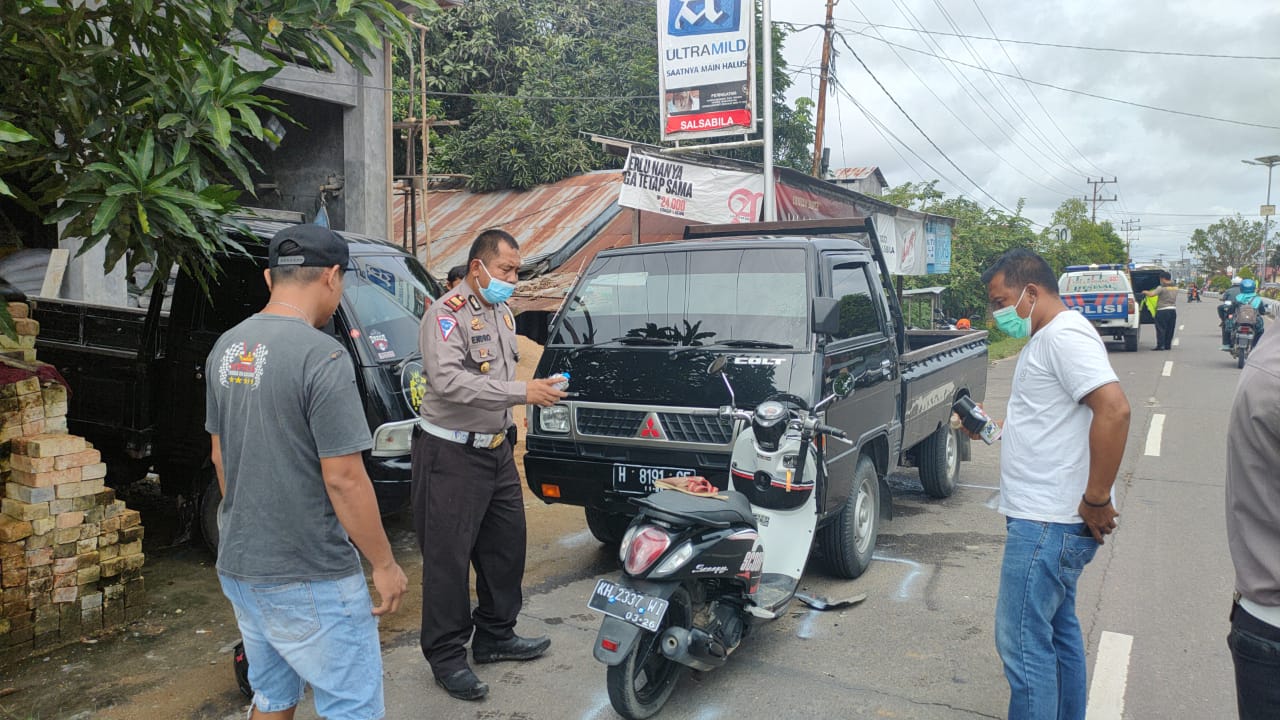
1145, 414, 1166, 456
958, 482, 1000, 491
1179, 324, 1185, 330
1173, 338, 1180, 347
1086, 631, 1135, 720
873, 554, 925, 600
1162, 361, 1173, 377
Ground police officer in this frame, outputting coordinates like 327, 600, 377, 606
413, 229, 566, 701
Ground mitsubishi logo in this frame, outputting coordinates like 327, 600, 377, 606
638, 413, 665, 439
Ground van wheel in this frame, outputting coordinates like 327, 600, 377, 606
820, 455, 880, 579
1125, 327, 1139, 352
199, 472, 221, 555
585, 507, 631, 546
918, 423, 960, 499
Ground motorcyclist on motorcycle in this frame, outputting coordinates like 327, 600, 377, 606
1220, 276, 1244, 349
1233, 278, 1267, 348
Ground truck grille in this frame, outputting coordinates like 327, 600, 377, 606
658, 413, 735, 444
576, 408, 646, 437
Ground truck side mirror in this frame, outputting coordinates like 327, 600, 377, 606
812, 297, 840, 336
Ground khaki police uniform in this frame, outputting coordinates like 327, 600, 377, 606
412, 278, 526, 678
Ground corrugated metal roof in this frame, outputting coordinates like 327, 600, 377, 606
391, 170, 624, 279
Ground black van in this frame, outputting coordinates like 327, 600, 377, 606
523, 219, 990, 544
32, 219, 442, 548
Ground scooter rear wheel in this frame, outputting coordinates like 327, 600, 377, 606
606, 586, 691, 720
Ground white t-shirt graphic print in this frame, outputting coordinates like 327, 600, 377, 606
1000, 309, 1120, 523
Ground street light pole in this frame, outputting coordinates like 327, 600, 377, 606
1242, 155, 1280, 282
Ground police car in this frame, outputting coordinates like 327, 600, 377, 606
1058, 263, 1141, 352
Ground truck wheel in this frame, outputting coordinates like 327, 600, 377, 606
199, 472, 221, 554
918, 423, 960, 499
585, 507, 631, 546
820, 455, 880, 579
1125, 327, 1139, 352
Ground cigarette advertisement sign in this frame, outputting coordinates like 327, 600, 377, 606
618, 148, 763, 224
658, 0, 756, 141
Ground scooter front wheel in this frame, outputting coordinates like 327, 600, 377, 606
606, 586, 691, 720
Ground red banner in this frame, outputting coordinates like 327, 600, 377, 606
664, 109, 753, 135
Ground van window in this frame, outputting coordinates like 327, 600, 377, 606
553, 248, 808, 348
830, 262, 884, 340
1060, 272, 1131, 294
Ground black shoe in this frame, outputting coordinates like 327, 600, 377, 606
472, 635, 551, 664
435, 667, 489, 701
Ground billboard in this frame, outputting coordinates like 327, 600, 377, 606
658, 0, 756, 141
618, 148, 764, 224
926, 219, 952, 274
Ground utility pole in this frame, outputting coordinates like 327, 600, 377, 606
1121, 217, 1140, 262
810, 0, 837, 178
762, 0, 776, 221
1085, 177, 1118, 224
1242, 155, 1280, 282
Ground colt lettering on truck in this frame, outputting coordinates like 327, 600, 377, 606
523, 218, 990, 554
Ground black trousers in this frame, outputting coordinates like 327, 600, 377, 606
411, 431, 526, 677
1229, 601, 1280, 720
1154, 308, 1177, 349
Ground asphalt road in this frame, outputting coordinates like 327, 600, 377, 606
285, 299, 1241, 720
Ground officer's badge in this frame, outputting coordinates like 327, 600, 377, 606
504, 312, 514, 331
478, 347, 490, 359
479, 361, 491, 374
443, 296, 466, 313
468, 295, 483, 312
471, 317, 485, 331
437, 316, 458, 342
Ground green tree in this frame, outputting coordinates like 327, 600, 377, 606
884, 180, 1038, 320
1188, 215, 1265, 276
0, 0, 433, 296
409, 0, 814, 191
1037, 198, 1125, 274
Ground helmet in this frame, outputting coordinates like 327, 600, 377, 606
955, 317, 971, 329
1241, 278, 1257, 294
1232, 276, 1243, 285
750, 401, 789, 452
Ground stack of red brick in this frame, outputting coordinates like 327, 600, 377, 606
0, 311, 146, 656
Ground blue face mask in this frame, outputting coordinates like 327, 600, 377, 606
992, 286, 1034, 339
478, 259, 516, 305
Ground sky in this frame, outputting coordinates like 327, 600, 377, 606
773, 0, 1280, 265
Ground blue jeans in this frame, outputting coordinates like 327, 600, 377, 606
219, 572, 384, 720
995, 518, 1100, 720
1229, 601, 1280, 719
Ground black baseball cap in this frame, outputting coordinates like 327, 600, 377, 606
269, 224, 353, 269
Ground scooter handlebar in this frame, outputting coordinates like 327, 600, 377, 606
815, 423, 850, 440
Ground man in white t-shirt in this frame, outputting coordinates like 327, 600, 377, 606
979, 248, 1131, 720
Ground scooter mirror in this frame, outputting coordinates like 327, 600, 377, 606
833, 371, 855, 398
707, 356, 728, 375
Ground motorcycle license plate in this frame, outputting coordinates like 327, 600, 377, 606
613, 464, 694, 495
587, 578, 669, 632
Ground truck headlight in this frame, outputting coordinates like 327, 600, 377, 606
371, 419, 416, 457
539, 405, 570, 433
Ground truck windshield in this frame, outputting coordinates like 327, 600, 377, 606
552, 248, 808, 349
344, 254, 439, 363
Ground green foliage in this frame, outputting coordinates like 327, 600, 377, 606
883, 180, 1037, 321
0, 0, 434, 289
408, 0, 814, 191
1187, 215, 1266, 275
1037, 198, 1126, 274
1208, 274, 1232, 291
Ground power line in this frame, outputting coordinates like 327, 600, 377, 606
967, 0, 1112, 178
839, 20, 1280, 61
839, 26, 1280, 131
840, 44, 1032, 220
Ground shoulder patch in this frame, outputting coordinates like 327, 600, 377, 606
437, 316, 458, 342
443, 295, 466, 312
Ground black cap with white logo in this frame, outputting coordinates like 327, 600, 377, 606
269, 224, 352, 269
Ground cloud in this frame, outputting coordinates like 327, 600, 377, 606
778, 0, 1280, 262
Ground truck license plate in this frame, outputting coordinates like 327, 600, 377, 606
612, 464, 694, 495
587, 578, 669, 632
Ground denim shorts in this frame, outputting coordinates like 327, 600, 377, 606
219, 572, 384, 720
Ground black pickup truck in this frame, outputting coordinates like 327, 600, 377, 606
523, 218, 989, 545
32, 220, 442, 548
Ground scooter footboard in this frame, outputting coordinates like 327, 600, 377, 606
592, 580, 681, 667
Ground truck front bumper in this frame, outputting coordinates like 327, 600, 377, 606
523, 445, 730, 515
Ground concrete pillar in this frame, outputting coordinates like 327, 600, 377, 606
342, 42, 392, 241
56, 236, 127, 305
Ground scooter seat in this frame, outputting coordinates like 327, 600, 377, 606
635, 489, 757, 529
